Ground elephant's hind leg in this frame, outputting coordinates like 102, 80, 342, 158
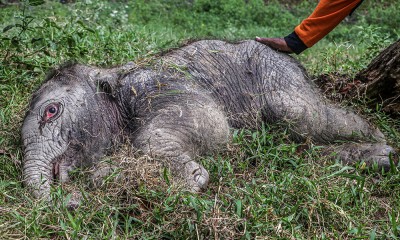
259, 57, 384, 144
264, 87, 384, 144
260, 63, 392, 170
272, 90, 396, 170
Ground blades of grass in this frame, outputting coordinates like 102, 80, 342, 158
320, 166, 354, 180
235, 199, 242, 218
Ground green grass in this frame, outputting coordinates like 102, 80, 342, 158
1, 0, 400, 238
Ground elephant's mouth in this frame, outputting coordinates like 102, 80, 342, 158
52, 161, 60, 182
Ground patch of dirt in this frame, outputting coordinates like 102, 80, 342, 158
313, 73, 366, 103
314, 73, 400, 116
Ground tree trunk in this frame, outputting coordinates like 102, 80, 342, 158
356, 39, 400, 114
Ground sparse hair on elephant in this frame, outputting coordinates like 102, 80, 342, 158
21, 40, 396, 205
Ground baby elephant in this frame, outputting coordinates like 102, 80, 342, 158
22, 40, 395, 200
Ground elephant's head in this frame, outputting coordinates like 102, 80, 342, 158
21, 63, 127, 199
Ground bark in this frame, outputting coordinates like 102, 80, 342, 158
356, 39, 400, 114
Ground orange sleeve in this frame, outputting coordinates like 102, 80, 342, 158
294, 0, 363, 47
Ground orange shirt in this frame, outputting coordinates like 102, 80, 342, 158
295, 0, 364, 47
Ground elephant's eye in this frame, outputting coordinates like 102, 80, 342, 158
38, 101, 64, 133
48, 106, 56, 114
42, 102, 63, 122
45, 104, 58, 118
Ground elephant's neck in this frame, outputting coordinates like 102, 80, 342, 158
98, 94, 126, 142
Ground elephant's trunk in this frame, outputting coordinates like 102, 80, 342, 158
22, 146, 54, 199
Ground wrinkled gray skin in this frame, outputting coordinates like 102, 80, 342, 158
22, 40, 395, 200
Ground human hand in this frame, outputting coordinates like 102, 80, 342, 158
255, 37, 293, 53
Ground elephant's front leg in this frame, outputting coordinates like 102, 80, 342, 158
134, 126, 212, 192
133, 103, 229, 192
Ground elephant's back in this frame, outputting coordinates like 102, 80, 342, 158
159, 40, 308, 128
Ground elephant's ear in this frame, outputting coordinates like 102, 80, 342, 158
92, 62, 138, 97
97, 78, 114, 96
92, 72, 118, 97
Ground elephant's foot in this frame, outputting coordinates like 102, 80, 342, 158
186, 162, 210, 192
173, 155, 209, 192
325, 142, 398, 171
